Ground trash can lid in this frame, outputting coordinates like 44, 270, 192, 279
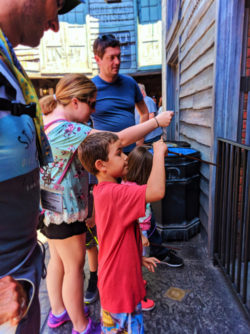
148, 146, 198, 156
167, 147, 197, 156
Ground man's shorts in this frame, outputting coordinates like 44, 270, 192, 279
101, 303, 144, 334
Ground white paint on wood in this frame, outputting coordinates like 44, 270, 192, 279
180, 108, 212, 127
180, 88, 213, 110
179, 134, 211, 162
180, 23, 215, 69
180, 122, 212, 146
179, 66, 213, 98
180, 47, 214, 85
180, 1, 215, 61
181, 0, 214, 46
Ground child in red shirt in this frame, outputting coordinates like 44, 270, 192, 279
78, 132, 167, 334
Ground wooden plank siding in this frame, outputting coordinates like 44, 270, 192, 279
179, 0, 216, 229
165, 0, 216, 232
88, 0, 138, 74
15, 0, 162, 79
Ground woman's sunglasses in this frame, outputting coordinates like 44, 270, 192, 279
79, 98, 96, 109
88, 100, 96, 109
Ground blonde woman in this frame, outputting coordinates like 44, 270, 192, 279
40, 73, 173, 334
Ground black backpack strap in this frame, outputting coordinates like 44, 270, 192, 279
0, 72, 36, 118
0, 98, 36, 118
0, 72, 16, 100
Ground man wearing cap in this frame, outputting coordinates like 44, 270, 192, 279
0, 1, 84, 332
92, 34, 149, 154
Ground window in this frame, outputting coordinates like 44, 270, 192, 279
137, 0, 161, 23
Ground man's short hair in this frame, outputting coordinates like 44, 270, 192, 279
78, 132, 119, 175
93, 34, 120, 59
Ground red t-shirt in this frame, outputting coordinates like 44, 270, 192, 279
93, 181, 147, 313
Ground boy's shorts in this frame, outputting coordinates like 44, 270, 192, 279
101, 303, 144, 334
86, 226, 98, 249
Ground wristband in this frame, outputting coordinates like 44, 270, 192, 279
154, 117, 160, 128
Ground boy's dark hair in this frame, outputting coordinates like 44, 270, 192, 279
93, 34, 120, 59
78, 132, 119, 175
126, 146, 153, 185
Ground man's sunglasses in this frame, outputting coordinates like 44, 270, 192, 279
98, 34, 116, 41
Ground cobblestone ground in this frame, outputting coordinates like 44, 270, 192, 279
39, 233, 250, 334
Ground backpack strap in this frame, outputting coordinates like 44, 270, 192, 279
0, 97, 36, 118
0, 72, 16, 100
0, 72, 36, 118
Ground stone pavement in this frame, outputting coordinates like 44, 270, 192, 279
39, 232, 250, 334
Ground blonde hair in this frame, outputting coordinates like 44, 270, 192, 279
40, 74, 97, 115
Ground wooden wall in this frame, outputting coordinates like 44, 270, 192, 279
15, 0, 162, 79
88, 0, 138, 73
164, 0, 216, 233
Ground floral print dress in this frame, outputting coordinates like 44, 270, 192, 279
40, 121, 91, 226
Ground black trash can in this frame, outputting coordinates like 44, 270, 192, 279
150, 146, 201, 241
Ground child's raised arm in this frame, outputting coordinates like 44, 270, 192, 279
145, 140, 167, 203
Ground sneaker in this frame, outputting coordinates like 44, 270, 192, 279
84, 278, 99, 304
47, 307, 89, 328
72, 318, 101, 334
47, 309, 70, 328
160, 249, 184, 268
141, 297, 155, 311
84, 305, 90, 317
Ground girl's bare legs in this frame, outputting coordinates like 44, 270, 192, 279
46, 239, 65, 314
48, 233, 89, 332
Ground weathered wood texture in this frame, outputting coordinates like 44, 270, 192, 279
179, 0, 215, 226
88, 0, 137, 73
166, 0, 216, 230
15, 0, 162, 78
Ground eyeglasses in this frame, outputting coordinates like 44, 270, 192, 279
79, 98, 96, 109
56, 0, 65, 12
88, 100, 96, 109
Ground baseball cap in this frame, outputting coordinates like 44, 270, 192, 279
58, 0, 85, 15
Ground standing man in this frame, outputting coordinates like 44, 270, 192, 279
0, 1, 84, 333
91, 34, 149, 153
135, 83, 163, 144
